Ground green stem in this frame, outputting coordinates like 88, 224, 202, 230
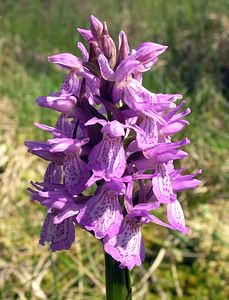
105, 252, 132, 300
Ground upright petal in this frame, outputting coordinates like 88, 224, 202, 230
98, 54, 116, 81
77, 42, 89, 61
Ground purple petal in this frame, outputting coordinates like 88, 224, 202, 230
53, 203, 81, 224
124, 181, 133, 212
39, 214, 75, 251
60, 72, 79, 95
77, 28, 94, 43
104, 218, 145, 270
77, 42, 89, 61
25, 141, 64, 162
98, 54, 116, 81
134, 42, 167, 72
64, 153, 90, 196
48, 137, 89, 154
117, 31, 130, 64
144, 138, 190, 160
77, 189, 123, 239
102, 121, 125, 137
44, 162, 62, 184
152, 163, 176, 203
55, 114, 72, 135
33, 122, 67, 138
115, 60, 140, 83
90, 15, 103, 41
167, 200, 189, 234
48, 53, 83, 70
88, 136, 126, 181
124, 79, 166, 124
84, 117, 107, 127
162, 120, 189, 135
171, 169, 202, 191
136, 116, 158, 150
36, 94, 77, 113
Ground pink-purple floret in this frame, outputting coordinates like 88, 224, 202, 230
25, 15, 201, 270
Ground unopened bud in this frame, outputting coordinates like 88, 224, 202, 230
90, 15, 103, 43
116, 31, 129, 66
101, 22, 116, 68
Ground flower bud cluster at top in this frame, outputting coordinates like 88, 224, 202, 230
25, 15, 201, 270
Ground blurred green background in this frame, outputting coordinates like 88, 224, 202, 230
0, 0, 229, 299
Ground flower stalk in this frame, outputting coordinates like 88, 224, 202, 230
105, 253, 132, 300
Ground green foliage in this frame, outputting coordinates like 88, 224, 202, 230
0, 0, 229, 299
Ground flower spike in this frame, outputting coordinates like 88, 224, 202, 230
25, 16, 201, 271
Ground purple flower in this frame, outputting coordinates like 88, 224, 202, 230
77, 179, 125, 239
98, 54, 172, 124
25, 15, 201, 268
104, 200, 187, 270
48, 137, 90, 195
39, 213, 75, 252
152, 163, 177, 204
85, 118, 126, 184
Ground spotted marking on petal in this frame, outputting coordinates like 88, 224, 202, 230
153, 163, 175, 203
55, 114, 72, 134
137, 116, 158, 149
44, 162, 62, 184
90, 136, 126, 179
167, 200, 188, 234
111, 219, 143, 269
64, 153, 89, 195
61, 72, 79, 95
39, 214, 75, 251
82, 191, 123, 238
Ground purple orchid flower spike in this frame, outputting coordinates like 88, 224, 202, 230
25, 16, 201, 280
77, 179, 125, 239
85, 118, 126, 184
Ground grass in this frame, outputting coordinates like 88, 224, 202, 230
0, 0, 229, 299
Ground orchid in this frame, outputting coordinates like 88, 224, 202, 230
25, 15, 201, 299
